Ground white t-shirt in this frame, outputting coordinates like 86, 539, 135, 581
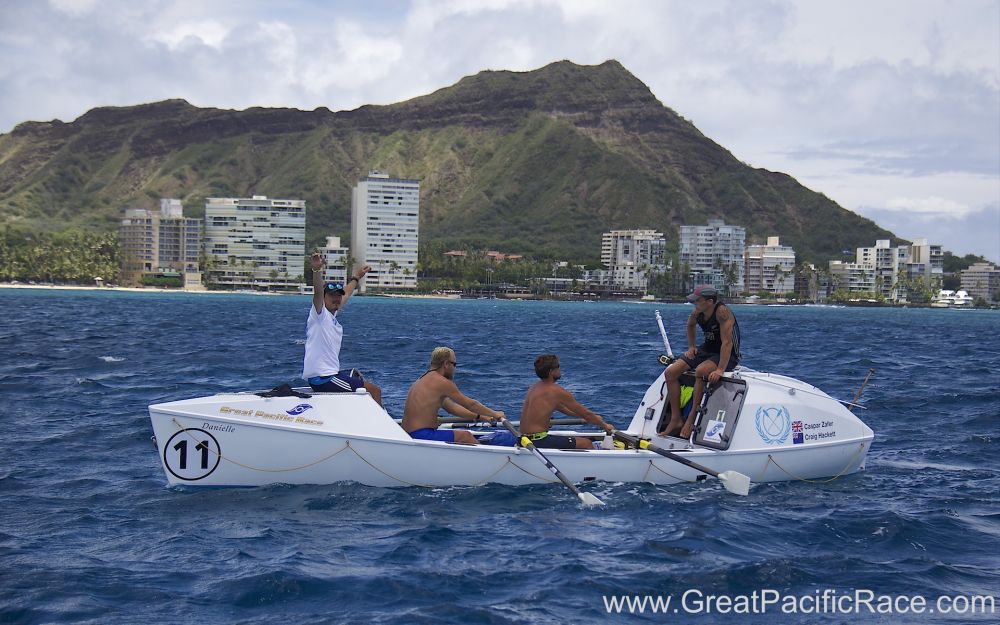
302, 305, 343, 379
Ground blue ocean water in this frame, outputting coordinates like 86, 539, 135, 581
1, 289, 998, 624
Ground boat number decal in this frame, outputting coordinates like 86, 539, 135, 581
163, 428, 222, 481
755, 406, 791, 445
704, 419, 726, 443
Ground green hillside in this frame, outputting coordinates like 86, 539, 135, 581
0, 59, 895, 263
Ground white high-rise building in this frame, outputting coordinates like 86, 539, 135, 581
679, 219, 746, 294
318, 236, 349, 286
600, 229, 666, 291
744, 236, 796, 295
351, 171, 419, 292
203, 195, 306, 290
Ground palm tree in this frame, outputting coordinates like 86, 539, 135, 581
388, 260, 400, 291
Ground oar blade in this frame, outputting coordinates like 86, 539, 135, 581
578, 491, 606, 507
718, 470, 751, 496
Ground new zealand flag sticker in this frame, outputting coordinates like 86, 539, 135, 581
792, 420, 804, 444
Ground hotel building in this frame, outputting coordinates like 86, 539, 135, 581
350, 171, 419, 292
203, 196, 306, 289
744, 236, 796, 295
961, 262, 1000, 303
119, 199, 201, 288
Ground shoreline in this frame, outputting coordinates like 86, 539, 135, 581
2, 283, 995, 309
0, 283, 290, 296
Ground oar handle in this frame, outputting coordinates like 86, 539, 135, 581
613, 431, 719, 478
612, 431, 751, 496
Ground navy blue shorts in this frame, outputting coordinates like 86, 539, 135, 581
680, 349, 738, 372
308, 372, 364, 393
409, 428, 456, 443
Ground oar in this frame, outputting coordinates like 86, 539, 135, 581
438, 416, 585, 426
613, 431, 751, 496
498, 417, 605, 507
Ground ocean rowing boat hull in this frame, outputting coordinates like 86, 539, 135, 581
149, 373, 873, 489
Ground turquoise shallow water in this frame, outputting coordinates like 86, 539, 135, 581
1, 290, 998, 624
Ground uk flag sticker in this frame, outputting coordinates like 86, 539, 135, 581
792, 420, 804, 444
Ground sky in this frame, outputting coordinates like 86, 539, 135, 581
1, 0, 998, 261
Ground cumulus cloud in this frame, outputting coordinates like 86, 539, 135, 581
883, 197, 972, 218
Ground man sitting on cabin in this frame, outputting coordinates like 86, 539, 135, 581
519, 354, 615, 449
402, 347, 505, 444
302, 251, 382, 405
659, 284, 741, 440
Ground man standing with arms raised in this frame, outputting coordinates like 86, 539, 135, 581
302, 251, 382, 405
402, 347, 505, 444
659, 284, 741, 440
520, 354, 615, 449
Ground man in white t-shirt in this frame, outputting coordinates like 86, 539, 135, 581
302, 252, 382, 405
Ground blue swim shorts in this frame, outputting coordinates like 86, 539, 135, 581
408, 428, 456, 443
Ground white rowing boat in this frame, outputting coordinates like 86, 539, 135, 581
148, 365, 874, 495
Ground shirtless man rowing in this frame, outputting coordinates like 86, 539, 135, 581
519, 354, 614, 450
401, 347, 505, 445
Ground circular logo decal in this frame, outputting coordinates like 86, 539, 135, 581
755, 406, 791, 445
163, 428, 222, 481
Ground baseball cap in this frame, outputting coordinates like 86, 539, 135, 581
686, 284, 718, 302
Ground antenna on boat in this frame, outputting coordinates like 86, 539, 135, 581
848, 368, 876, 413
655, 310, 675, 364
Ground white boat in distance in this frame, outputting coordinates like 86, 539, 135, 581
931, 289, 974, 308
149, 366, 875, 493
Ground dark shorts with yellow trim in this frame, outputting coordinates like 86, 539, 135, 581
519, 432, 577, 449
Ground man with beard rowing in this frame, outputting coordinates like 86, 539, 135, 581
519, 354, 614, 449
402, 347, 505, 445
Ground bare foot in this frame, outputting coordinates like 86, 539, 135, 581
678, 425, 692, 440
658, 419, 683, 438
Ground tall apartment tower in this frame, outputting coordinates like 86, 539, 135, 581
119, 198, 202, 288
679, 219, 746, 294
203, 196, 306, 290
350, 171, 419, 292
744, 236, 796, 295
600, 229, 666, 291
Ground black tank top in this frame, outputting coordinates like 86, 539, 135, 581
697, 304, 741, 360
